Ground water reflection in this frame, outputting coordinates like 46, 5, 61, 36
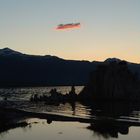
87, 121, 129, 139
1, 101, 140, 139
0, 107, 28, 134
86, 101, 140, 118
83, 101, 140, 139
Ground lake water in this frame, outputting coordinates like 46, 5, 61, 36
2, 120, 140, 140
0, 86, 140, 140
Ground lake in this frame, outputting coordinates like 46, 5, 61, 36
0, 86, 140, 140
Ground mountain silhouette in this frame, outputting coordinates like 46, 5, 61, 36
0, 48, 98, 87
104, 58, 121, 63
0, 48, 140, 87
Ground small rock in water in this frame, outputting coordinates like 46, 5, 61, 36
58, 132, 63, 134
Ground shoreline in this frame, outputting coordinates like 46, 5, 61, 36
1, 106, 140, 126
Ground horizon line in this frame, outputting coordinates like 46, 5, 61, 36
0, 47, 139, 64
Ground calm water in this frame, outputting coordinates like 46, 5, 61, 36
1, 120, 140, 140
0, 86, 140, 140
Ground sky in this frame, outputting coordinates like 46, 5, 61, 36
0, 0, 140, 62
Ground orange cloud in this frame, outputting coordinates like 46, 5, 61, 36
56, 23, 81, 30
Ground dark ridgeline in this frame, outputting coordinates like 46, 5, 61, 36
0, 48, 140, 87
79, 61, 140, 101
0, 48, 98, 87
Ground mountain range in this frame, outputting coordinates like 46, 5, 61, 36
0, 48, 140, 87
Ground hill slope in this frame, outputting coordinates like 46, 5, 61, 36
0, 48, 98, 87
0, 48, 140, 87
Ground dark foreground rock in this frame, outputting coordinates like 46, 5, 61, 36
79, 61, 140, 101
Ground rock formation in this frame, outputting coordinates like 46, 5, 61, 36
79, 61, 140, 100
30, 86, 78, 104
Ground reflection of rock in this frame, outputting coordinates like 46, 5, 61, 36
87, 121, 129, 138
79, 61, 140, 100
1, 101, 140, 138
0, 107, 29, 134
85, 101, 140, 139
87, 101, 133, 118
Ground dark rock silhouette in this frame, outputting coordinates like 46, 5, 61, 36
79, 61, 140, 101
30, 86, 78, 103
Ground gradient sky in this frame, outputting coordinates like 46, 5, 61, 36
0, 0, 140, 62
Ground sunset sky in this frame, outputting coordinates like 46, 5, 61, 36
0, 0, 140, 62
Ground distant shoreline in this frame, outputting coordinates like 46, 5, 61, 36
0, 84, 84, 89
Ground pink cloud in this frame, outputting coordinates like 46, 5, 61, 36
56, 23, 81, 30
